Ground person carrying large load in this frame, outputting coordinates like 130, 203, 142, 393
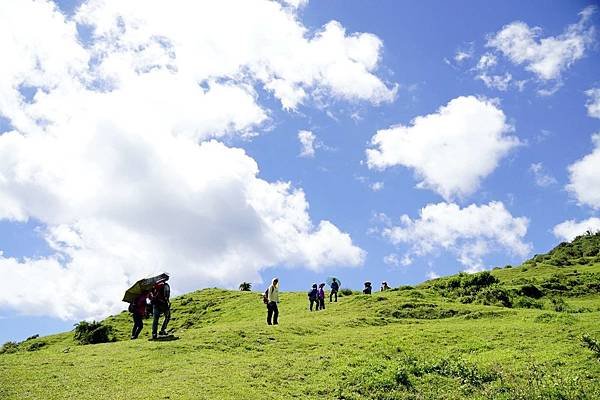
123, 273, 170, 340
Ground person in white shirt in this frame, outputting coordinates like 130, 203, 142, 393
266, 278, 280, 325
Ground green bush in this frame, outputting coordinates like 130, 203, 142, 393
339, 288, 353, 296
26, 341, 47, 352
476, 285, 512, 307
513, 296, 543, 309
550, 297, 568, 312
74, 321, 115, 345
581, 334, 600, 360
519, 284, 543, 299
0, 341, 20, 354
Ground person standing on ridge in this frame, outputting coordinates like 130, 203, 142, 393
317, 283, 326, 310
308, 283, 318, 311
330, 278, 339, 302
267, 278, 280, 325
363, 281, 372, 295
150, 277, 171, 339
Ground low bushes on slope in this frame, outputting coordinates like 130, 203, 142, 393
74, 321, 115, 345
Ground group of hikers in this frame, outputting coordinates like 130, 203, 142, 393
127, 274, 393, 335
128, 276, 171, 340
262, 277, 392, 325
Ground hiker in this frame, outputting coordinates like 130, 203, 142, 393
363, 281, 372, 295
330, 278, 339, 302
266, 278, 280, 325
380, 281, 390, 291
150, 278, 171, 339
308, 283, 318, 311
130, 292, 148, 339
317, 283, 326, 310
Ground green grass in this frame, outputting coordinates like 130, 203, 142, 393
2, 233, 600, 399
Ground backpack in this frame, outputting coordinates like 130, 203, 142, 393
152, 282, 168, 305
262, 288, 269, 304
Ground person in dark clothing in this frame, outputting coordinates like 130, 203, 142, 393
330, 278, 339, 302
150, 280, 171, 339
363, 281, 372, 295
130, 292, 148, 339
308, 283, 318, 311
266, 278, 280, 325
317, 283, 326, 310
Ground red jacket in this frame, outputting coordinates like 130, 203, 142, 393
133, 293, 147, 316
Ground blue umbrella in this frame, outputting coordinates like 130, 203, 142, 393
326, 277, 341, 288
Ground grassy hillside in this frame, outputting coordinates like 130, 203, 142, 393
2, 233, 600, 399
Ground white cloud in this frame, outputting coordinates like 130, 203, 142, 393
383, 253, 400, 267
529, 162, 557, 187
476, 53, 498, 70
486, 6, 596, 81
566, 133, 600, 209
370, 182, 384, 191
426, 271, 440, 280
553, 218, 600, 241
382, 253, 412, 267
366, 96, 521, 200
298, 130, 316, 157
382, 202, 531, 272
280, 0, 308, 9
477, 73, 513, 91
454, 50, 472, 63
585, 88, 600, 119
0, 0, 384, 320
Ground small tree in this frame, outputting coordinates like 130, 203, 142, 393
239, 282, 252, 291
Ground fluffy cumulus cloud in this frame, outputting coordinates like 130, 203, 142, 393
366, 96, 521, 200
486, 6, 596, 81
585, 88, 600, 119
0, 0, 391, 319
566, 133, 600, 209
553, 218, 600, 242
298, 130, 316, 157
381, 202, 531, 272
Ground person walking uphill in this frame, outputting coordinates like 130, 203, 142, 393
150, 278, 171, 339
266, 278, 280, 325
130, 292, 148, 339
308, 284, 318, 311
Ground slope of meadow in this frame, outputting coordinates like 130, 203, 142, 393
2, 234, 600, 399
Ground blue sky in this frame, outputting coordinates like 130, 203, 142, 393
0, 0, 599, 343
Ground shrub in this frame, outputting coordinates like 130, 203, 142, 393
513, 296, 543, 309
462, 271, 499, 289
26, 341, 47, 352
74, 321, 115, 345
520, 284, 543, 299
550, 297, 568, 312
0, 341, 20, 354
339, 288, 353, 296
581, 334, 600, 360
476, 285, 512, 307
238, 282, 251, 291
